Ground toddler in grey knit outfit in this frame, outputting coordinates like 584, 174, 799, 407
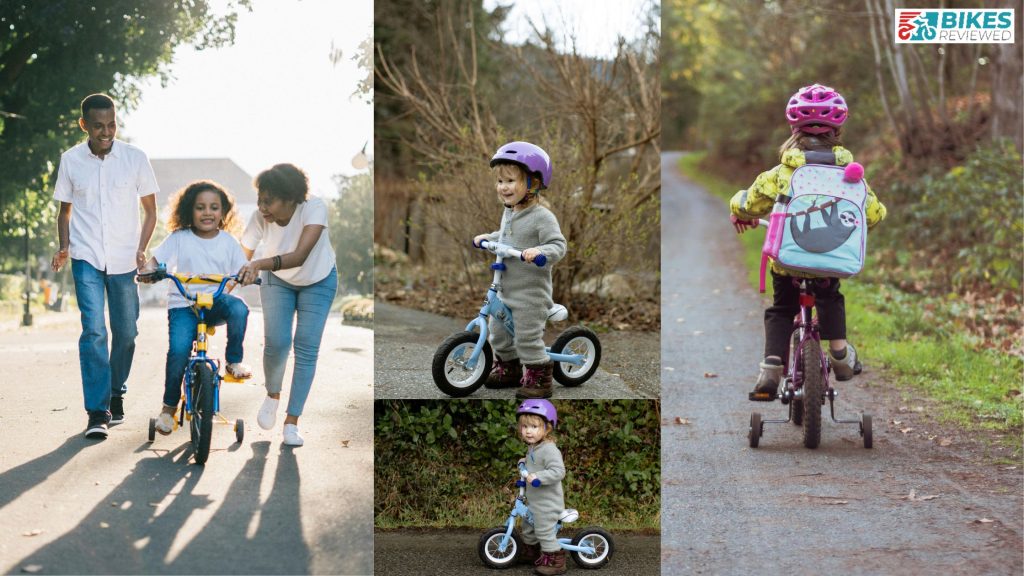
515, 399, 568, 575
474, 141, 566, 399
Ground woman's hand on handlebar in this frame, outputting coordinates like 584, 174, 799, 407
730, 214, 758, 234
237, 261, 261, 286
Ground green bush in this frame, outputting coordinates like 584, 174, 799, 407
375, 400, 661, 530
873, 141, 1023, 296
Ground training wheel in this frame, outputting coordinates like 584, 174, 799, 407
148, 418, 156, 442
861, 413, 872, 449
749, 412, 762, 448
235, 419, 245, 443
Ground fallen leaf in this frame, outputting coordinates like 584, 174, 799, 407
674, 417, 690, 425
341, 440, 350, 447
891, 419, 902, 426
703, 372, 718, 378
21, 565, 43, 574
900, 427, 914, 434
664, 366, 675, 372
21, 529, 43, 537
823, 500, 849, 505
972, 518, 996, 524
902, 489, 939, 502
100, 522, 110, 529
51, 406, 68, 412
938, 438, 953, 447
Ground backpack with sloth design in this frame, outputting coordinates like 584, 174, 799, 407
759, 158, 868, 291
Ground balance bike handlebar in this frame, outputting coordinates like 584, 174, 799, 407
476, 240, 546, 267
517, 462, 541, 487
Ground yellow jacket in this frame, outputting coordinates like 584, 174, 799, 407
729, 146, 887, 277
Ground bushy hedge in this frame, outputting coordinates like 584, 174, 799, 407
870, 141, 1023, 296
375, 400, 661, 530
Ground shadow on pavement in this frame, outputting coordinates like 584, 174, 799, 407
12, 441, 309, 574
0, 434, 89, 512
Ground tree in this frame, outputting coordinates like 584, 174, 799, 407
331, 169, 374, 296
0, 1, 249, 270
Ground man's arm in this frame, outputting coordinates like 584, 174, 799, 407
137, 194, 157, 269
51, 202, 73, 272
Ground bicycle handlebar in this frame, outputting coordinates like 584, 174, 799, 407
477, 240, 547, 267
517, 462, 541, 487
137, 263, 261, 302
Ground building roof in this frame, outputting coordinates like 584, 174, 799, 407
150, 158, 257, 206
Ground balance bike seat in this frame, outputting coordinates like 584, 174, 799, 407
559, 509, 579, 524
547, 304, 568, 322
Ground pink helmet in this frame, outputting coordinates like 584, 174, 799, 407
785, 84, 848, 134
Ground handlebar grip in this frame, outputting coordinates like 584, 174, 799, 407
531, 478, 541, 487
533, 254, 546, 267
516, 480, 526, 487
476, 240, 489, 249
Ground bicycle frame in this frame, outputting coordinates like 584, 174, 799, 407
461, 243, 585, 371
494, 464, 597, 557
785, 279, 830, 401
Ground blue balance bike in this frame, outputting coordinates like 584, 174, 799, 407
478, 463, 614, 569
140, 264, 259, 464
432, 240, 602, 397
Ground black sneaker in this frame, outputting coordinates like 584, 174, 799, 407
109, 396, 125, 425
85, 411, 109, 439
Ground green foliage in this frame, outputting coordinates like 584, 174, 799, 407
375, 400, 661, 530
871, 142, 1024, 296
330, 169, 374, 295
0, 1, 249, 270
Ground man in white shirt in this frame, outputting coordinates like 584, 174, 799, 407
50, 94, 159, 439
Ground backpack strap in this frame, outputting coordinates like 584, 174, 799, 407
803, 150, 836, 165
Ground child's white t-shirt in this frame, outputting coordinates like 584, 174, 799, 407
240, 196, 336, 286
152, 229, 248, 309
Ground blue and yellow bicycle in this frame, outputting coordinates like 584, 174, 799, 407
139, 264, 258, 464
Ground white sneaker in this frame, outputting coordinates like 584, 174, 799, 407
155, 412, 175, 435
283, 424, 304, 446
258, 396, 279, 430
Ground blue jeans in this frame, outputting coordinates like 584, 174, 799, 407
71, 259, 140, 414
261, 267, 337, 417
163, 294, 249, 407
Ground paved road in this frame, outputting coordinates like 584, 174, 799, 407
0, 307, 373, 575
660, 152, 1023, 574
374, 302, 656, 399
374, 530, 659, 575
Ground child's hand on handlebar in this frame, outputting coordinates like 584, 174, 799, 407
473, 234, 489, 248
730, 214, 758, 234
521, 248, 542, 263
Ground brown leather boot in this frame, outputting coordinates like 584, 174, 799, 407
515, 362, 553, 399
520, 542, 541, 565
485, 357, 523, 389
534, 550, 567, 575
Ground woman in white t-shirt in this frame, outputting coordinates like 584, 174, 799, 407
237, 164, 337, 446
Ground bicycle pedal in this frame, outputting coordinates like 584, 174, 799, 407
748, 391, 777, 402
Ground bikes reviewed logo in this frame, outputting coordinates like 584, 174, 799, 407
895, 8, 1014, 43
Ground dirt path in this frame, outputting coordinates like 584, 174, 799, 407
374, 302, 657, 399
660, 152, 1022, 574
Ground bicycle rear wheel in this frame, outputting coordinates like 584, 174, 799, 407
801, 340, 823, 449
789, 330, 803, 426
189, 363, 216, 464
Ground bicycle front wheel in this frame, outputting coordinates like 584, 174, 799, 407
800, 340, 823, 449
189, 363, 216, 464
432, 331, 491, 397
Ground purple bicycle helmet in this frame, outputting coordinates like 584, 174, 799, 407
489, 141, 552, 190
785, 84, 848, 135
516, 399, 557, 429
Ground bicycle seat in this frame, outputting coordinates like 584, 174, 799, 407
559, 509, 579, 524
547, 304, 568, 322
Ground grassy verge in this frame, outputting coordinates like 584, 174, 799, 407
679, 152, 1023, 452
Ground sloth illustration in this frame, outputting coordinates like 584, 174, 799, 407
789, 198, 858, 254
